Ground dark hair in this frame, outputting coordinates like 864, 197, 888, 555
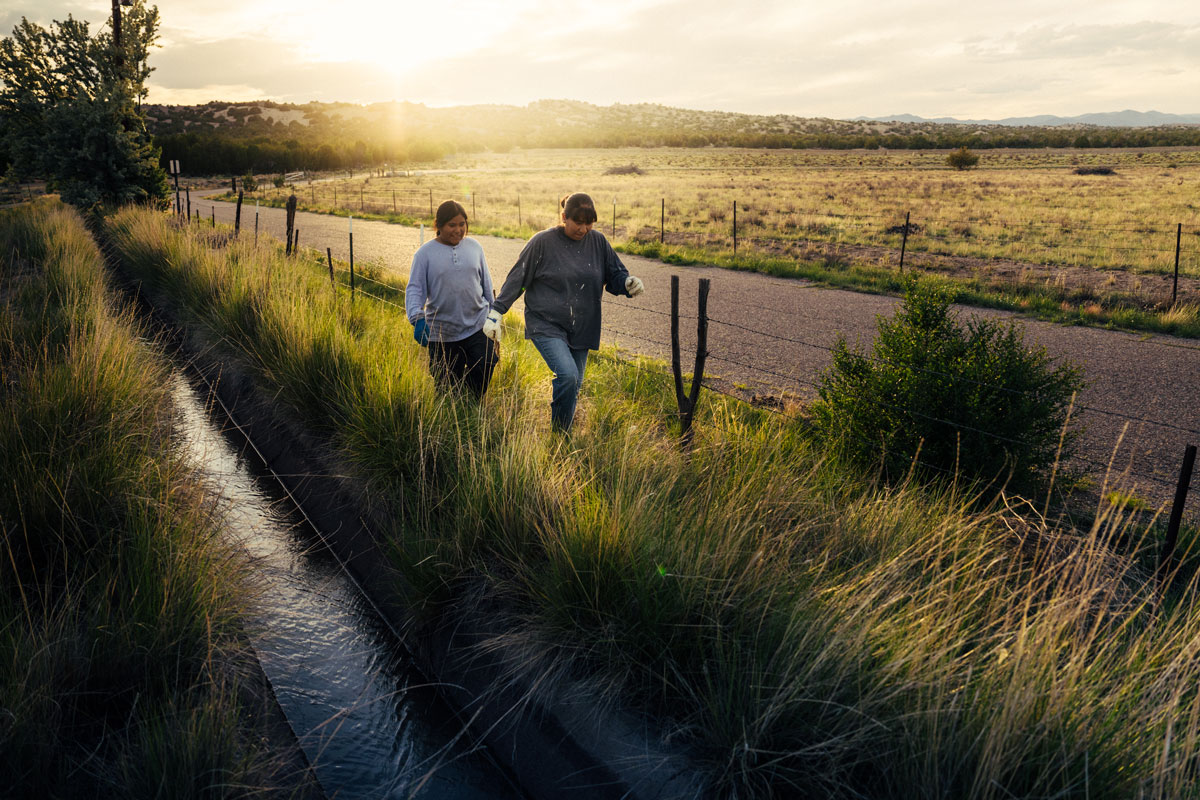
560, 192, 597, 224
435, 200, 468, 233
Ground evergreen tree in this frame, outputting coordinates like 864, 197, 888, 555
0, 3, 167, 211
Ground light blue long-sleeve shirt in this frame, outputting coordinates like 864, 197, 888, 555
405, 237, 494, 343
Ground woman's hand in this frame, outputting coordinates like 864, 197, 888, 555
625, 276, 645, 297
482, 310, 502, 342
412, 317, 429, 346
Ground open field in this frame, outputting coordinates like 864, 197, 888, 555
104, 204, 1200, 798
240, 146, 1200, 279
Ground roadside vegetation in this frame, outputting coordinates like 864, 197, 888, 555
0, 200, 284, 797
219, 146, 1200, 337
106, 205, 1200, 798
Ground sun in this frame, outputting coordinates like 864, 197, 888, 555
274, 0, 541, 77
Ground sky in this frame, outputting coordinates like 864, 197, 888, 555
4, 0, 1199, 120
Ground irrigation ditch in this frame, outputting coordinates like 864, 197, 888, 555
102, 228, 703, 799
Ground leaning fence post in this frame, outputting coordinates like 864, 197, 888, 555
1159, 444, 1197, 586
670, 275, 711, 449
899, 210, 911, 273
1174, 223, 1183, 307
327, 247, 334, 286
234, 190, 243, 237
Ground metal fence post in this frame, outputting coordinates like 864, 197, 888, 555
732, 200, 737, 256
1174, 222, 1182, 307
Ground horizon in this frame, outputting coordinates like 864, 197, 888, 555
5, 0, 1198, 120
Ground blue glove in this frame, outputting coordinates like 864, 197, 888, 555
412, 317, 429, 346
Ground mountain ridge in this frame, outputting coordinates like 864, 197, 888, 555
856, 110, 1200, 127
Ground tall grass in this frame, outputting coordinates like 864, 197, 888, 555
107, 206, 1200, 798
0, 200, 279, 797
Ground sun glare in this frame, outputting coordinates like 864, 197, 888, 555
274, 0, 544, 76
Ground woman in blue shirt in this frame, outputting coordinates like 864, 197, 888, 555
405, 200, 498, 399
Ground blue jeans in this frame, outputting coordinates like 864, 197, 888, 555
531, 337, 589, 432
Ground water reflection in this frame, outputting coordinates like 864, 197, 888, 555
171, 374, 521, 800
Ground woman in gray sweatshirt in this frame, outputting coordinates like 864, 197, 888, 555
484, 192, 644, 432
406, 200, 497, 399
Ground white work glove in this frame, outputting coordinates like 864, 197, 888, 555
482, 309, 502, 342
625, 275, 644, 297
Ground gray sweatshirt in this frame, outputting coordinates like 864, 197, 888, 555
405, 237, 494, 343
492, 227, 631, 350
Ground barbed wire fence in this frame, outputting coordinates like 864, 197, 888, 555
236, 177, 1200, 311
193, 193, 1198, 543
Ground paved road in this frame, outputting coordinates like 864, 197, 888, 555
195, 193, 1200, 513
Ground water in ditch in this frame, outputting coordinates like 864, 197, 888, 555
170, 372, 523, 800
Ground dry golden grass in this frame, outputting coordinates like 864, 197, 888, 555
257, 147, 1200, 275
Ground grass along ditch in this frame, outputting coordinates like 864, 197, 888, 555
105, 204, 1200, 798
0, 200, 309, 796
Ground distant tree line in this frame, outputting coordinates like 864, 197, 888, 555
153, 123, 1200, 177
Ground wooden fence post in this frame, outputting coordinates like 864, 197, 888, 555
291, 228, 298, 256
670, 275, 711, 449
327, 247, 334, 286
1159, 444, 1197, 587
899, 210, 911, 273
234, 190, 243, 237
284, 195, 297, 256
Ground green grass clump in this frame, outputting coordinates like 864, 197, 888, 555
0, 200, 277, 797
105, 206, 1200, 798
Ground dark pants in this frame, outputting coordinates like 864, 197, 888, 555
428, 329, 499, 399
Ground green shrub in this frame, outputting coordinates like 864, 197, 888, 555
813, 279, 1084, 495
241, 172, 258, 192
946, 146, 980, 170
